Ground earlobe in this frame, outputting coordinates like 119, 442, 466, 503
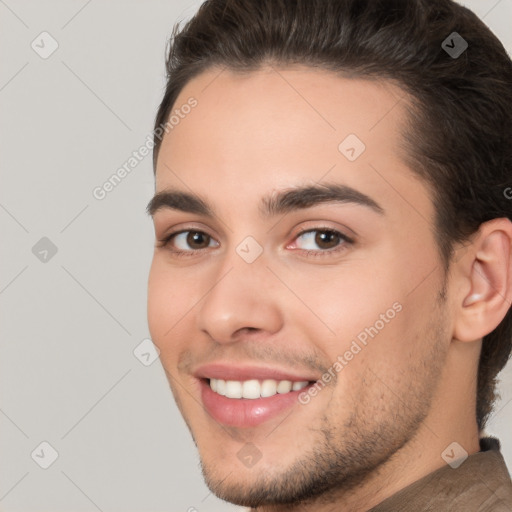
453, 220, 512, 343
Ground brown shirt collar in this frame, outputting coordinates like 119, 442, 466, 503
370, 437, 512, 511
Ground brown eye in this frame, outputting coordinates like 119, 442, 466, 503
186, 231, 211, 249
314, 230, 341, 249
159, 230, 219, 253
292, 227, 354, 257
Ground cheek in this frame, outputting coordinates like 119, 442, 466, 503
285, 262, 401, 348
147, 258, 194, 356
286, 251, 440, 369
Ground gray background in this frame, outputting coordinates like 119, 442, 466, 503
0, 1, 511, 511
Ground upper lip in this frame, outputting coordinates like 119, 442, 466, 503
194, 362, 319, 382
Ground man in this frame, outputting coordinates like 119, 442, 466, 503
146, 0, 512, 509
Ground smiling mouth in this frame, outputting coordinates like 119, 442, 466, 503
198, 375, 318, 427
206, 378, 314, 399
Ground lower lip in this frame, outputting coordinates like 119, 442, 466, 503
199, 379, 314, 428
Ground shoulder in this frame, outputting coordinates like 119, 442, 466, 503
371, 436, 512, 512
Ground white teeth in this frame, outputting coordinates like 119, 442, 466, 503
242, 380, 260, 399
216, 379, 226, 396
225, 380, 243, 398
292, 381, 309, 391
261, 379, 278, 397
277, 380, 292, 393
209, 378, 310, 399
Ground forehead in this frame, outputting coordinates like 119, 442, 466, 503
155, 65, 432, 223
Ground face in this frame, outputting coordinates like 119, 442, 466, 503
147, 66, 452, 507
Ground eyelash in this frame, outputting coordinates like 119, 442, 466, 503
157, 226, 355, 259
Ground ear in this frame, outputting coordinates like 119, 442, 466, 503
453, 218, 512, 343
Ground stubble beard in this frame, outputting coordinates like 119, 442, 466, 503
195, 293, 450, 508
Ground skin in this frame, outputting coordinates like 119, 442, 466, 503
147, 65, 512, 510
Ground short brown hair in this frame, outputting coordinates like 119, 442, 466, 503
153, 0, 512, 431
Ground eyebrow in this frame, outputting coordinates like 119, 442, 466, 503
146, 182, 384, 218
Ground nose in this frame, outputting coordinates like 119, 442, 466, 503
195, 259, 284, 344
